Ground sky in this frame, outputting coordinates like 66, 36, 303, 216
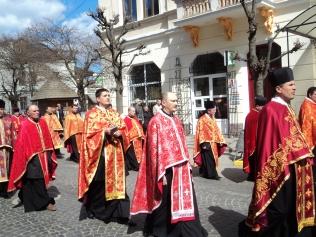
0, 0, 99, 36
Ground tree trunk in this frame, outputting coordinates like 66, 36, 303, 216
115, 78, 124, 113
77, 88, 87, 111
256, 73, 265, 96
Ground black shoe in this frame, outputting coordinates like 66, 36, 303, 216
213, 176, 221, 180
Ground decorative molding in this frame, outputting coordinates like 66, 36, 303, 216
258, 7, 274, 35
183, 25, 200, 47
217, 17, 233, 40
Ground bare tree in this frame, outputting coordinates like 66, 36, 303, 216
28, 21, 101, 111
239, 0, 303, 96
89, 8, 148, 111
0, 35, 49, 108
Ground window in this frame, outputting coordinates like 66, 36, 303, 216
124, 0, 137, 21
128, 63, 161, 106
19, 96, 27, 111
143, 0, 159, 18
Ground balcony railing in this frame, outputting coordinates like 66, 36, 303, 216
220, 0, 240, 8
182, 0, 240, 18
183, 1, 211, 18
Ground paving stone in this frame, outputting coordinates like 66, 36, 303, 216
0, 137, 252, 237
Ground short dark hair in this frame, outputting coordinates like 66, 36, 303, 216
95, 88, 109, 98
307, 87, 316, 98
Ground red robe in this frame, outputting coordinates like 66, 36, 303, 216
0, 115, 16, 183
78, 106, 129, 201
243, 109, 259, 174
8, 118, 57, 192
246, 98, 316, 232
299, 97, 316, 150
124, 116, 144, 163
11, 114, 26, 136
193, 113, 226, 166
131, 111, 195, 223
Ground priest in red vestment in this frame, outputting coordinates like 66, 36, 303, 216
243, 96, 267, 181
239, 68, 316, 237
8, 104, 57, 212
63, 104, 84, 163
193, 101, 227, 180
299, 86, 316, 154
0, 100, 17, 198
43, 106, 64, 159
78, 88, 130, 224
123, 106, 145, 171
11, 107, 26, 137
131, 92, 207, 237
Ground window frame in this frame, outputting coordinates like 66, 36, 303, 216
143, 0, 159, 18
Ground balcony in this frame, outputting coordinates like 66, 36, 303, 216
182, 0, 240, 19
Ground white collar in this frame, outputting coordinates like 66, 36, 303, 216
271, 96, 289, 107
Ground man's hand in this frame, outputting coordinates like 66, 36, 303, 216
113, 130, 122, 138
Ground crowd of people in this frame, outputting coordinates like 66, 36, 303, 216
0, 67, 316, 237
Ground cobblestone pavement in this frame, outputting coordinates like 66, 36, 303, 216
0, 136, 253, 237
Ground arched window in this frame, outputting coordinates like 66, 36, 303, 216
128, 63, 161, 106
143, 0, 159, 18
124, 0, 137, 21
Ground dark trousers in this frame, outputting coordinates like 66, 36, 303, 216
66, 135, 79, 162
19, 178, 54, 212
200, 143, 219, 179
145, 169, 208, 237
18, 155, 54, 212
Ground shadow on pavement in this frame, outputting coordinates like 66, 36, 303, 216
48, 185, 60, 198
127, 214, 146, 234
208, 206, 246, 237
221, 168, 247, 183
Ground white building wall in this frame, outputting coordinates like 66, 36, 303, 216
98, 0, 316, 133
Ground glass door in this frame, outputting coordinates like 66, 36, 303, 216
191, 73, 228, 134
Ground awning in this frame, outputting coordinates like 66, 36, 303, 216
282, 4, 316, 40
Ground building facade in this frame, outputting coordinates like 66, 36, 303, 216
99, 0, 316, 135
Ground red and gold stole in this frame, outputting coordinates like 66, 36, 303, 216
124, 116, 144, 163
78, 106, 127, 201
246, 100, 316, 232
193, 113, 226, 166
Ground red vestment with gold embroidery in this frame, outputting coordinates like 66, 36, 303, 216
299, 98, 316, 150
78, 106, 129, 201
246, 99, 316, 232
124, 116, 144, 163
243, 109, 259, 173
8, 118, 57, 192
43, 113, 63, 149
0, 115, 16, 183
193, 113, 226, 166
131, 111, 195, 223
11, 114, 26, 136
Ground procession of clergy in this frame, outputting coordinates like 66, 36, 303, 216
1, 67, 316, 236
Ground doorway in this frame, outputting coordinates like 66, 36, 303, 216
191, 73, 228, 134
